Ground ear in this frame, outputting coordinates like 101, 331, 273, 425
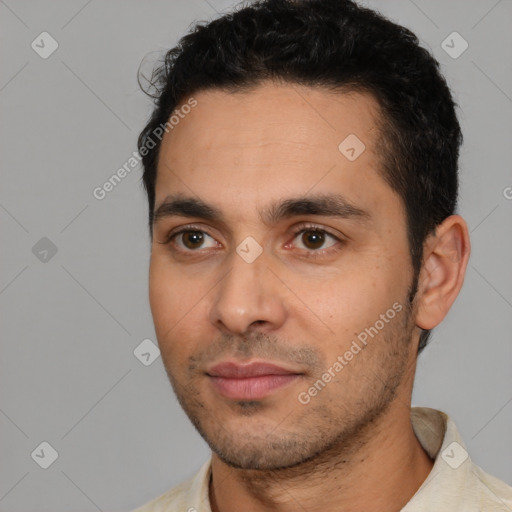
415, 215, 471, 331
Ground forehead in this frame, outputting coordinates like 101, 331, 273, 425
160, 82, 382, 162
154, 82, 397, 220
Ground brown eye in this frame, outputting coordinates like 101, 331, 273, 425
163, 228, 219, 252
301, 230, 326, 249
292, 228, 339, 253
181, 231, 206, 249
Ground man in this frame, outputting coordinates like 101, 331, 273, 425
132, 0, 512, 510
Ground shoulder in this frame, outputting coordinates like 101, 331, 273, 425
130, 478, 195, 512
408, 407, 512, 511
130, 460, 212, 512
472, 463, 512, 510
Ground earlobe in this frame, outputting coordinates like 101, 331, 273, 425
415, 215, 471, 331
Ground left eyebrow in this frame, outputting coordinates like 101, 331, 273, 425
261, 193, 371, 226
152, 192, 371, 227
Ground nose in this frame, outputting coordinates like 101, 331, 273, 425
209, 250, 288, 335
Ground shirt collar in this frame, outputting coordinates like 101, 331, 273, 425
185, 407, 512, 511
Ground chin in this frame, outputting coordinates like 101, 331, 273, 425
200, 419, 330, 471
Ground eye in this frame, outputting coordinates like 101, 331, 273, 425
166, 229, 219, 251
291, 227, 340, 252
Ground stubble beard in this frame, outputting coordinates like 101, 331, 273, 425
163, 302, 416, 475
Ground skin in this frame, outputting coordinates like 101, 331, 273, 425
148, 82, 470, 512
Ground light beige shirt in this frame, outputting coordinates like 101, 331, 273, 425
132, 407, 512, 511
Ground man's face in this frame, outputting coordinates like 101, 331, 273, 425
149, 83, 419, 470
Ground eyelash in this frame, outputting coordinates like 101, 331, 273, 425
159, 223, 345, 258
286, 224, 344, 258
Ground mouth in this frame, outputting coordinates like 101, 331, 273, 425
206, 361, 303, 400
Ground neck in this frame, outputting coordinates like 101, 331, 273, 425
209, 398, 434, 512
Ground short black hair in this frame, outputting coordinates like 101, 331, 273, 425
137, 0, 463, 353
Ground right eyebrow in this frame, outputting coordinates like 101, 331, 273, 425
152, 195, 224, 226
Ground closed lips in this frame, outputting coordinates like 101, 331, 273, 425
207, 362, 301, 378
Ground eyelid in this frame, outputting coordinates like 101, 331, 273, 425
286, 222, 345, 256
158, 221, 346, 256
157, 223, 221, 246
288, 222, 346, 242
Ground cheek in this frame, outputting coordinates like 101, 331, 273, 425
149, 255, 191, 345
149, 250, 200, 313
291, 257, 408, 342
149, 259, 173, 324
149, 254, 211, 364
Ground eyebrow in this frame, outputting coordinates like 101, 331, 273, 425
152, 192, 371, 226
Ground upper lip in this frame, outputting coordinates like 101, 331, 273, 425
206, 361, 301, 378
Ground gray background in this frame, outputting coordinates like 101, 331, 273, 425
0, 0, 511, 510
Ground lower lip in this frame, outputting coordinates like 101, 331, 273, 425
209, 374, 300, 400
